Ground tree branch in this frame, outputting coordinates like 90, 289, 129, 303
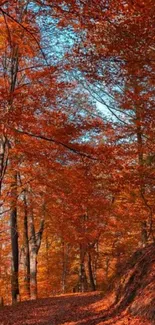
13, 128, 99, 161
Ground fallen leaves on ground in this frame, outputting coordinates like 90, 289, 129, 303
0, 292, 151, 325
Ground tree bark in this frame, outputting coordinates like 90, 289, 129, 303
29, 201, 44, 300
29, 249, 37, 300
23, 190, 30, 298
61, 240, 69, 294
10, 171, 19, 304
79, 244, 88, 292
0, 136, 9, 193
88, 252, 96, 291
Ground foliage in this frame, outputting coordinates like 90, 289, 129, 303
0, 1, 154, 322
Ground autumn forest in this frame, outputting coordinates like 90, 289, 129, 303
0, 0, 155, 324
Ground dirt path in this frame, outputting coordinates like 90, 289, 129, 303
0, 292, 151, 325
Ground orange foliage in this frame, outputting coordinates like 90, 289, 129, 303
0, 2, 154, 323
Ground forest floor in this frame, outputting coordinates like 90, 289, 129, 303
0, 292, 151, 325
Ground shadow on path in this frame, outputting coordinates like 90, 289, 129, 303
0, 292, 109, 325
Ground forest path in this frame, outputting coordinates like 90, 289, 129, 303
0, 292, 150, 325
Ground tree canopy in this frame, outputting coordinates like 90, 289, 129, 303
0, 1, 154, 317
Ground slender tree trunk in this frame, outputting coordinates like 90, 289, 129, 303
10, 171, 19, 304
29, 201, 44, 300
29, 249, 37, 300
93, 241, 99, 288
61, 240, 69, 294
29, 211, 38, 300
88, 252, 96, 291
23, 190, 30, 298
3, 4, 30, 303
79, 244, 88, 292
45, 229, 50, 295
0, 136, 9, 194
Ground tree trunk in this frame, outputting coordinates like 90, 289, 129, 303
23, 190, 30, 298
30, 250, 37, 300
79, 244, 88, 292
10, 171, 19, 304
29, 201, 44, 300
0, 136, 9, 193
45, 229, 50, 296
29, 211, 38, 300
61, 240, 69, 294
88, 252, 96, 291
